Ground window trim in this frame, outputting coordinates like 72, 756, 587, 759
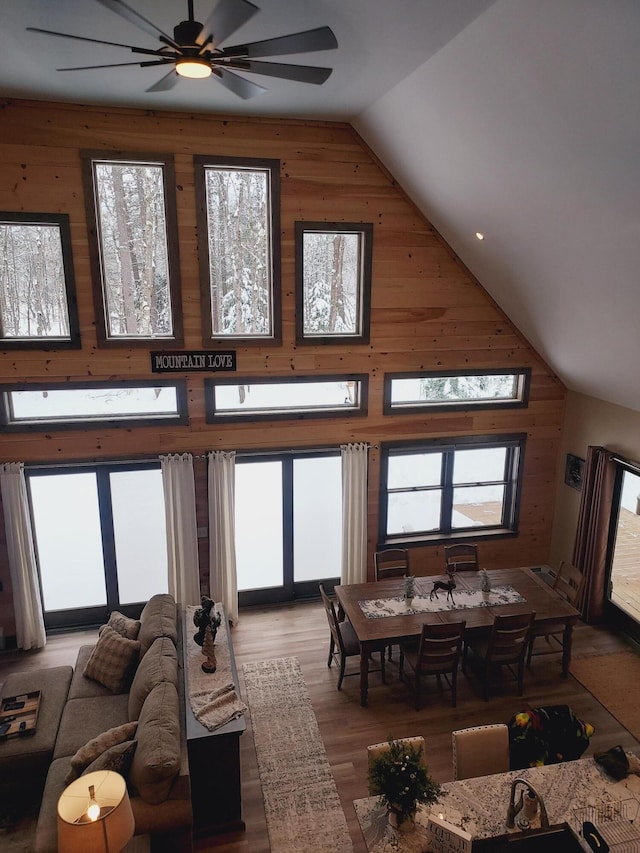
379, 433, 526, 546
294, 221, 373, 345
205, 374, 368, 423
194, 154, 282, 346
0, 379, 188, 431
81, 150, 184, 348
383, 368, 531, 414
0, 211, 81, 350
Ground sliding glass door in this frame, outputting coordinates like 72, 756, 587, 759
607, 467, 640, 627
27, 463, 168, 628
235, 452, 342, 605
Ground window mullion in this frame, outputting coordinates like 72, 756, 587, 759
96, 468, 120, 612
441, 451, 454, 534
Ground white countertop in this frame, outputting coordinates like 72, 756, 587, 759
354, 755, 640, 852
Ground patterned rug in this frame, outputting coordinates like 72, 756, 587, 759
242, 656, 353, 853
358, 585, 525, 619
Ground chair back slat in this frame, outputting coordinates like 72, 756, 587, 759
417, 621, 465, 674
374, 548, 410, 581
553, 560, 583, 606
487, 612, 535, 665
319, 584, 344, 655
444, 543, 479, 572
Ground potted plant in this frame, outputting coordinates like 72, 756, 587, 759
367, 737, 443, 831
403, 575, 416, 607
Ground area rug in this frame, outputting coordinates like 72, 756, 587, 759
242, 656, 353, 853
571, 650, 640, 740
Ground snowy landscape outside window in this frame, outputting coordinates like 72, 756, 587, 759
380, 435, 525, 543
295, 222, 372, 344
0, 380, 187, 430
384, 369, 530, 413
0, 212, 80, 348
195, 156, 281, 343
82, 152, 182, 345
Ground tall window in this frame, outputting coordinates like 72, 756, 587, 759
82, 151, 183, 345
607, 465, 640, 625
0, 212, 80, 348
380, 435, 525, 544
195, 155, 281, 343
295, 222, 372, 344
27, 463, 168, 629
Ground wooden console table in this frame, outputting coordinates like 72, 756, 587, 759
180, 607, 246, 836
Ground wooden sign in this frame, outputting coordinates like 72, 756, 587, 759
151, 351, 236, 373
427, 814, 473, 853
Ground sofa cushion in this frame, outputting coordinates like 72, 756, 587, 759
54, 694, 130, 759
101, 610, 141, 640
64, 720, 138, 784
138, 593, 177, 657
128, 636, 178, 722
82, 738, 137, 778
83, 625, 140, 693
130, 681, 180, 804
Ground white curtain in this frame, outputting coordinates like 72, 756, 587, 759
341, 442, 369, 584
0, 463, 46, 650
207, 451, 238, 624
160, 453, 200, 606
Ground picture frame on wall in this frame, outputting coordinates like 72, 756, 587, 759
565, 453, 585, 491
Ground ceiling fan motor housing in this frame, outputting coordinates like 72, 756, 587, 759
174, 19, 204, 48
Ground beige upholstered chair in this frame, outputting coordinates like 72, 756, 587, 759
451, 724, 509, 780
527, 561, 584, 668
367, 736, 426, 794
444, 543, 479, 572
374, 548, 410, 581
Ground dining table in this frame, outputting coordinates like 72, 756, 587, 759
334, 567, 580, 707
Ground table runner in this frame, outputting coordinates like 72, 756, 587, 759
358, 585, 525, 619
185, 604, 247, 731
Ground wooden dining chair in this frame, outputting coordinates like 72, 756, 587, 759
462, 610, 535, 701
527, 561, 583, 669
444, 543, 479, 573
452, 724, 510, 780
319, 584, 386, 690
399, 621, 466, 709
374, 548, 410, 581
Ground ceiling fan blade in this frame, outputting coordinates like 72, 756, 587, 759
94, 0, 175, 43
197, 0, 259, 47
225, 59, 332, 85
221, 26, 338, 59
146, 69, 179, 93
213, 67, 266, 100
57, 60, 158, 71
26, 26, 160, 56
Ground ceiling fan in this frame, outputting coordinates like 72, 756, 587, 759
27, 0, 338, 100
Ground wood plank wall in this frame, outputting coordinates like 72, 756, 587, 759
0, 98, 566, 638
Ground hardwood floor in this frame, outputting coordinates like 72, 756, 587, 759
1, 602, 638, 852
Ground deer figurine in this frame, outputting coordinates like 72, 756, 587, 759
430, 576, 457, 603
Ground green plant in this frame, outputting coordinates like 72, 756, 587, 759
403, 575, 416, 599
367, 737, 443, 821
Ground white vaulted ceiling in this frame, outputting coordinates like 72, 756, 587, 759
1, 0, 639, 410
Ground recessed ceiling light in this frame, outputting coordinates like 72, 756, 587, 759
475, 232, 485, 241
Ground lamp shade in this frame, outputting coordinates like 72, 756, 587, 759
57, 770, 135, 853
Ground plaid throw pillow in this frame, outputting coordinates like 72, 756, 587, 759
100, 610, 141, 640
84, 625, 141, 693
64, 721, 138, 785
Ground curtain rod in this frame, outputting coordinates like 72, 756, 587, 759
610, 454, 640, 476
193, 442, 379, 460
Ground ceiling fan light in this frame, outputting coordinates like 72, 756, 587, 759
176, 58, 212, 79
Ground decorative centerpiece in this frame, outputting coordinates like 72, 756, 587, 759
193, 595, 222, 646
368, 737, 443, 832
403, 575, 416, 608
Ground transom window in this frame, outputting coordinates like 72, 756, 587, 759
295, 222, 372, 344
384, 369, 530, 413
195, 155, 281, 344
0, 212, 80, 349
82, 151, 182, 345
0, 380, 187, 430
205, 375, 367, 422
380, 435, 525, 544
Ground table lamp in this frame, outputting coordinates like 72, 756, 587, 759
57, 769, 135, 853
